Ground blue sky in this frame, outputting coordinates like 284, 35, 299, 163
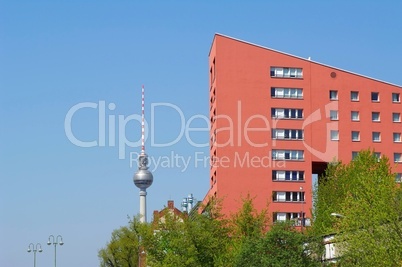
1, 1, 402, 266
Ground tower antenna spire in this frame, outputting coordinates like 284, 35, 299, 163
141, 85, 145, 154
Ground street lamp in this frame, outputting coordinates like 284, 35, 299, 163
47, 235, 64, 267
300, 186, 304, 232
27, 243, 42, 267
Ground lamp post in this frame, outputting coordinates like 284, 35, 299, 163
47, 235, 63, 267
27, 243, 42, 267
300, 186, 304, 232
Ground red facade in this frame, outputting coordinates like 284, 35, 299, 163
204, 34, 402, 226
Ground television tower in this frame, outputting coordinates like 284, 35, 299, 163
133, 85, 153, 223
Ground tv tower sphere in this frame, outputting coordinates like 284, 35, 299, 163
133, 153, 153, 190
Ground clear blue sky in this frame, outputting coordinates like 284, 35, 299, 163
1, 1, 401, 266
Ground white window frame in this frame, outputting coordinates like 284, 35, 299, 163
329, 90, 338, 100
271, 87, 303, 99
372, 132, 381, 142
351, 91, 359, 101
276, 192, 286, 201
272, 170, 305, 181
275, 212, 287, 222
392, 93, 401, 103
372, 112, 380, 122
352, 131, 360, 141
351, 111, 360, 121
272, 129, 303, 140
330, 130, 339, 141
273, 191, 304, 202
273, 108, 285, 118
393, 113, 401, 122
394, 153, 402, 163
272, 129, 285, 139
276, 171, 286, 181
394, 133, 402, 143
330, 110, 338, 120
272, 150, 304, 161
371, 92, 380, 102
270, 67, 303, 78
272, 108, 303, 119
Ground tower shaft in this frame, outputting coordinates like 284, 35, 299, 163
139, 189, 147, 223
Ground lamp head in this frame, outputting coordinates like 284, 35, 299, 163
27, 248, 31, 253
59, 240, 64, 246
38, 248, 43, 253
47, 240, 51, 245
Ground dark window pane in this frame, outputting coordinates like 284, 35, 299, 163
297, 109, 303, 118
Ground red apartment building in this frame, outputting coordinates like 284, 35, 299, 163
204, 34, 402, 227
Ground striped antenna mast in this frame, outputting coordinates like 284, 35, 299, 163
141, 85, 145, 154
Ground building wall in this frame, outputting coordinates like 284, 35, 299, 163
205, 34, 402, 225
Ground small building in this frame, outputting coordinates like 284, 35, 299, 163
153, 200, 186, 224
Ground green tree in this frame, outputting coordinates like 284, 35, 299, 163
229, 195, 269, 267
100, 196, 322, 267
262, 222, 320, 267
98, 219, 141, 267
141, 211, 200, 267
312, 149, 402, 266
230, 196, 319, 267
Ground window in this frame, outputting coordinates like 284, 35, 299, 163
372, 112, 380, 122
330, 110, 338, 120
374, 152, 381, 161
351, 111, 360, 121
272, 129, 303, 140
271, 88, 303, 99
272, 170, 305, 181
371, 92, 380, 102
273, 212, 309, 226
372, 132, 381, 142
329, 90, 338, 100
330, 130, 339, 141
396, 173, 402, 183
394, 153, 402, 163
273, 212, 303, 222
271, 108, 303, 119
352, 131, 360, 141
392, 93, 400, 103
273, 191, 304, 202
272, 150, 304, 160
393, 113, 401, 122
352, 151, 359, 160
270, 67, 303, 78
351, 91, 359, 101
394, 133, 401, 142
